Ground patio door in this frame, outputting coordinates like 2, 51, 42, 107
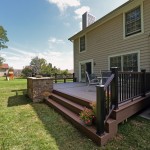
81, 64, 86, 82
109, 52, 139, 71
80, 60, 93, 82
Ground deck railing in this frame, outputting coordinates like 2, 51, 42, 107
118, 70, 145, 103
146, 72, 150, 93
40, 73, 76, 83
54, 73, 76, 83
96, 67, 118, 135
96, 67, 150, 136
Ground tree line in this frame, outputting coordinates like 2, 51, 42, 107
22, 56, 69, 77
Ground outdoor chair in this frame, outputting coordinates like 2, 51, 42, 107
85, 71, 99, 86
100, 70, 111, 85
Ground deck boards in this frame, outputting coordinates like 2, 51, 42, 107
54, 82, 97, 101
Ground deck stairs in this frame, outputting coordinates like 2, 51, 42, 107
45, 90, 120, 146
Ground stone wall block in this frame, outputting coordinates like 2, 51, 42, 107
27, 77, 53, 102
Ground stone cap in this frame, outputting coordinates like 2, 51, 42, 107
27, 77, 54, 80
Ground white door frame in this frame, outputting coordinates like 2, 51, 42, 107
79, 59, 94, 82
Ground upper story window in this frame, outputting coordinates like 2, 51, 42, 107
125, 6, 141, 37
80, 35, 86, 52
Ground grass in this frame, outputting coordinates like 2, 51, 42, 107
0, 77, 150, 150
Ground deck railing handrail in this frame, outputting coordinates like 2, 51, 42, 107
40, 73, 76, 83
104, 74, 114, 91
96, 67, 118, 136
96, 68, 150, 136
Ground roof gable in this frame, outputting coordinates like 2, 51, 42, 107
69, 0, 144, 41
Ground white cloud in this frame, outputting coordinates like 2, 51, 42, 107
48, 37, 65, 49
37, 51, 73, 69
9, 47, 34, 57
0, 53, 6, 57
47, 0, 80, 12
2, 46, 73, 70
74, 6, 90, 19
64, 22, 70, 27
48, 37, 65, 44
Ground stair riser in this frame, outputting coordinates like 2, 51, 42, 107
53, 90, 91, 108
50, 95, 82, 115
45, 99, 102, 145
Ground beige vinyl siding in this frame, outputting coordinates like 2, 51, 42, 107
73, 0, 150, 80
74, 39, 79, 80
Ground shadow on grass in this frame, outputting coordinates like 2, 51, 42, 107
7, 92, 97, 149
8, 89, 32, 107
30, 102, 95, 149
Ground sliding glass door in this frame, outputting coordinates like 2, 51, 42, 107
80, 64, 86, 82
110, 56, 121, 71
110, 53, 138, 71
123, 53, 138, 71
80, 61, 92, 82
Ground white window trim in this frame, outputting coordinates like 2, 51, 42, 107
108, 51, 140, 72
79, 59, 93, 82
79, 34, 87, 53
123, 1, 144, 39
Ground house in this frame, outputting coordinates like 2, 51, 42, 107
69, 0, 150, 82
0, 63, 9, 77
14, 69, 22, 77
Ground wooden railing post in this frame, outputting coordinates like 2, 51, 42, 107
110, 67, 118, 110
141, 69, 146, 97
96, 85, 105, 136
64, 77, 66, 83
73, 73, 76, 82
55, 73, 57, 83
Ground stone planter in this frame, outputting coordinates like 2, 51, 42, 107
27, 77, 54, 102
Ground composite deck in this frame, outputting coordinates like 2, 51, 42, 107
46, 81, 150, 146
54, 82, 97, 101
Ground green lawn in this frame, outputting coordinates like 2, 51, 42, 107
0, 77, 150, 150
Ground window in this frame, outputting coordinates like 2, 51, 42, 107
123, 53, 138, 71
110, 53, 138, 71
125, 6, 141, 37
80, 35, 85, 52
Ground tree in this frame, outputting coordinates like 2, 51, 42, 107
30, 56, 48, 74
22, 66, 32, 77
61, 69, 69, 75
0, 56, 5, 65
0, 26, 9, 50
29, 56, 69, 76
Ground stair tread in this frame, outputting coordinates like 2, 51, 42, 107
45, 97, 115, 145
53, 90, 91, 107
46, 98, 97, 133
51, 93, 85, 111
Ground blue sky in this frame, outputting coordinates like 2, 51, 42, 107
0, 0, 128, 70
